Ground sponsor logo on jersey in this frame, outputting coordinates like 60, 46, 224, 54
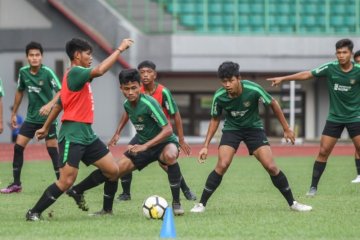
134, 124, 145, 131
230, 110, 248, 117
334, 83, 351, 92
28, 86, 41, 93
243, 101, 251, 107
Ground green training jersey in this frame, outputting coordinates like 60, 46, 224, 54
58, 66, 97, 145
211, 80, 273, 130
311, 61, 360, 123
0, 78, 4, 97
124, 94, 178, 144
17, 64, 61, 124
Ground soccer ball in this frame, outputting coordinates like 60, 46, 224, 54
142, 195, 168, 219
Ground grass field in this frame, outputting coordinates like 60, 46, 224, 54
0, 155, 359, 240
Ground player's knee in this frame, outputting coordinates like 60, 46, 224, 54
104, 167, 119, 181
216, 161, 231, 173
265, 164, 278, 175
163, 152, 178, 164
318, 146, 331, 159
57, 178, 75, 191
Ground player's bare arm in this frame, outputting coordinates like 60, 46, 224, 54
173, 111, 191, 156
35, 103, 62, 140
11, 90, 24, 128
39, 92, 60, 116
90, 38, 134, 79
108, 112, 129, 147
129, 124, 173, 154
270, 99, 295, 144
267, 71, 313, 87
199, 116, 221, 163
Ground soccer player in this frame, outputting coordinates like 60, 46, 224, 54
351, 50, 360, 183
1, 42, 61, 194
0, 78, 4, 134
267, 38, 360, 196
190, 61, 312, 213
67, 68, 185, 216
110, 60, 196, 201
25, 37, 133, 221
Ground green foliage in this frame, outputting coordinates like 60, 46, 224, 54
0, 155, 359, 239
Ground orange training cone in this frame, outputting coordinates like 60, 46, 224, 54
160, 207, 176, 238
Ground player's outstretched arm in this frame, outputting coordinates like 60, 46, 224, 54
35, 103, 63, 140
267, 71, 313, 87
270, 99, 295, 144
198, 117, 221, 163
90, 38, 134, 79
108, 112, 129, 147
173, 111, 191, 156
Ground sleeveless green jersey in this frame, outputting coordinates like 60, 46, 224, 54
0, 79, 4, 97
124, 94, 178, 144
311, 61, 360, 123
17, 65, 61, 124
211, 80, 273, 130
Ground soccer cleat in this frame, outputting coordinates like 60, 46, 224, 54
183, 189, 197, 201
0, 183, 22, 194
88, 209, 113, 217
172, 202, 185, 216
190, 203, 206, 213
306, 187, 317, 197
26, 210, 41, 221
66, 188, 89, 211
290, 201, 312, 212
351, 175, 360, 183
117, 192, 131, 201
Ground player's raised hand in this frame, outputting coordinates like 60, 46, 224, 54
35, 127, 48, 141
198, 147, 208, 163
117, 38, 134, 53
267, 77, 283, 87
284, 128, 295, 145
108, 133, 120, 147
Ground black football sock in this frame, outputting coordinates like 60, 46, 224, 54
355, 159, 360, 175
72, 169, 107, 194
180, 175, 190, 193
103, 180, 118, 211
120, 172, 132, 195
47, 147, 60, 180
200, 170, 223, 207
270, 171, 294, 206
13, 144, 24, 185
310, 161, 327, 188
31, 183, 63, 214
167, 163, 182, 203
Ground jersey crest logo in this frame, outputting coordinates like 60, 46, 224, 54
137, 116, 144, 122
38, 80, 44, 86
350, 79, 356, 85
243, 101, 251, 107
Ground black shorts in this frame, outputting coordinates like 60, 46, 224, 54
219, 129, 270, 155
124, 136, 178, 171
19, 121, 57, 140
322, 120, 360, 138
58, 138, 109, 168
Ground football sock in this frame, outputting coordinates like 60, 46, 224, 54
47, 147, 60, 180
13, 144, 24, 185
72, 169, 107, 194
180, 175, 190, 192
200, 170, 223, 206
31, 183, 63, 214
355, 159, 360, 175
103, 180, 118, 211
310, 161, 327, 188
120, 172, 132, 195
270, 171, 294, 206
167, 163, 181, 203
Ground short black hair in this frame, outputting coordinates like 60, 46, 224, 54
217, 61, 240, 79
335, 39, 354, 51
354, 50, 360, 60
25, 41, 43, 56
137, 60, 156, 70
65, 38, 93, 60
118, 69, 141, 85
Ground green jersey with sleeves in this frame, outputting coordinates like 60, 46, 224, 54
124, 94, 178, 144
0, 78, 4, 97
17, 65, 61, 124
211, 80, 273, 130
311, 61, 360, 123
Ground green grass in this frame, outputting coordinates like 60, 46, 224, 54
0, 155, 359, 240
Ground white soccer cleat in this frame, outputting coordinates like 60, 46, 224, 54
190, 203, 205, 213
290, 201, 312, 212
351, 175, 360, 183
